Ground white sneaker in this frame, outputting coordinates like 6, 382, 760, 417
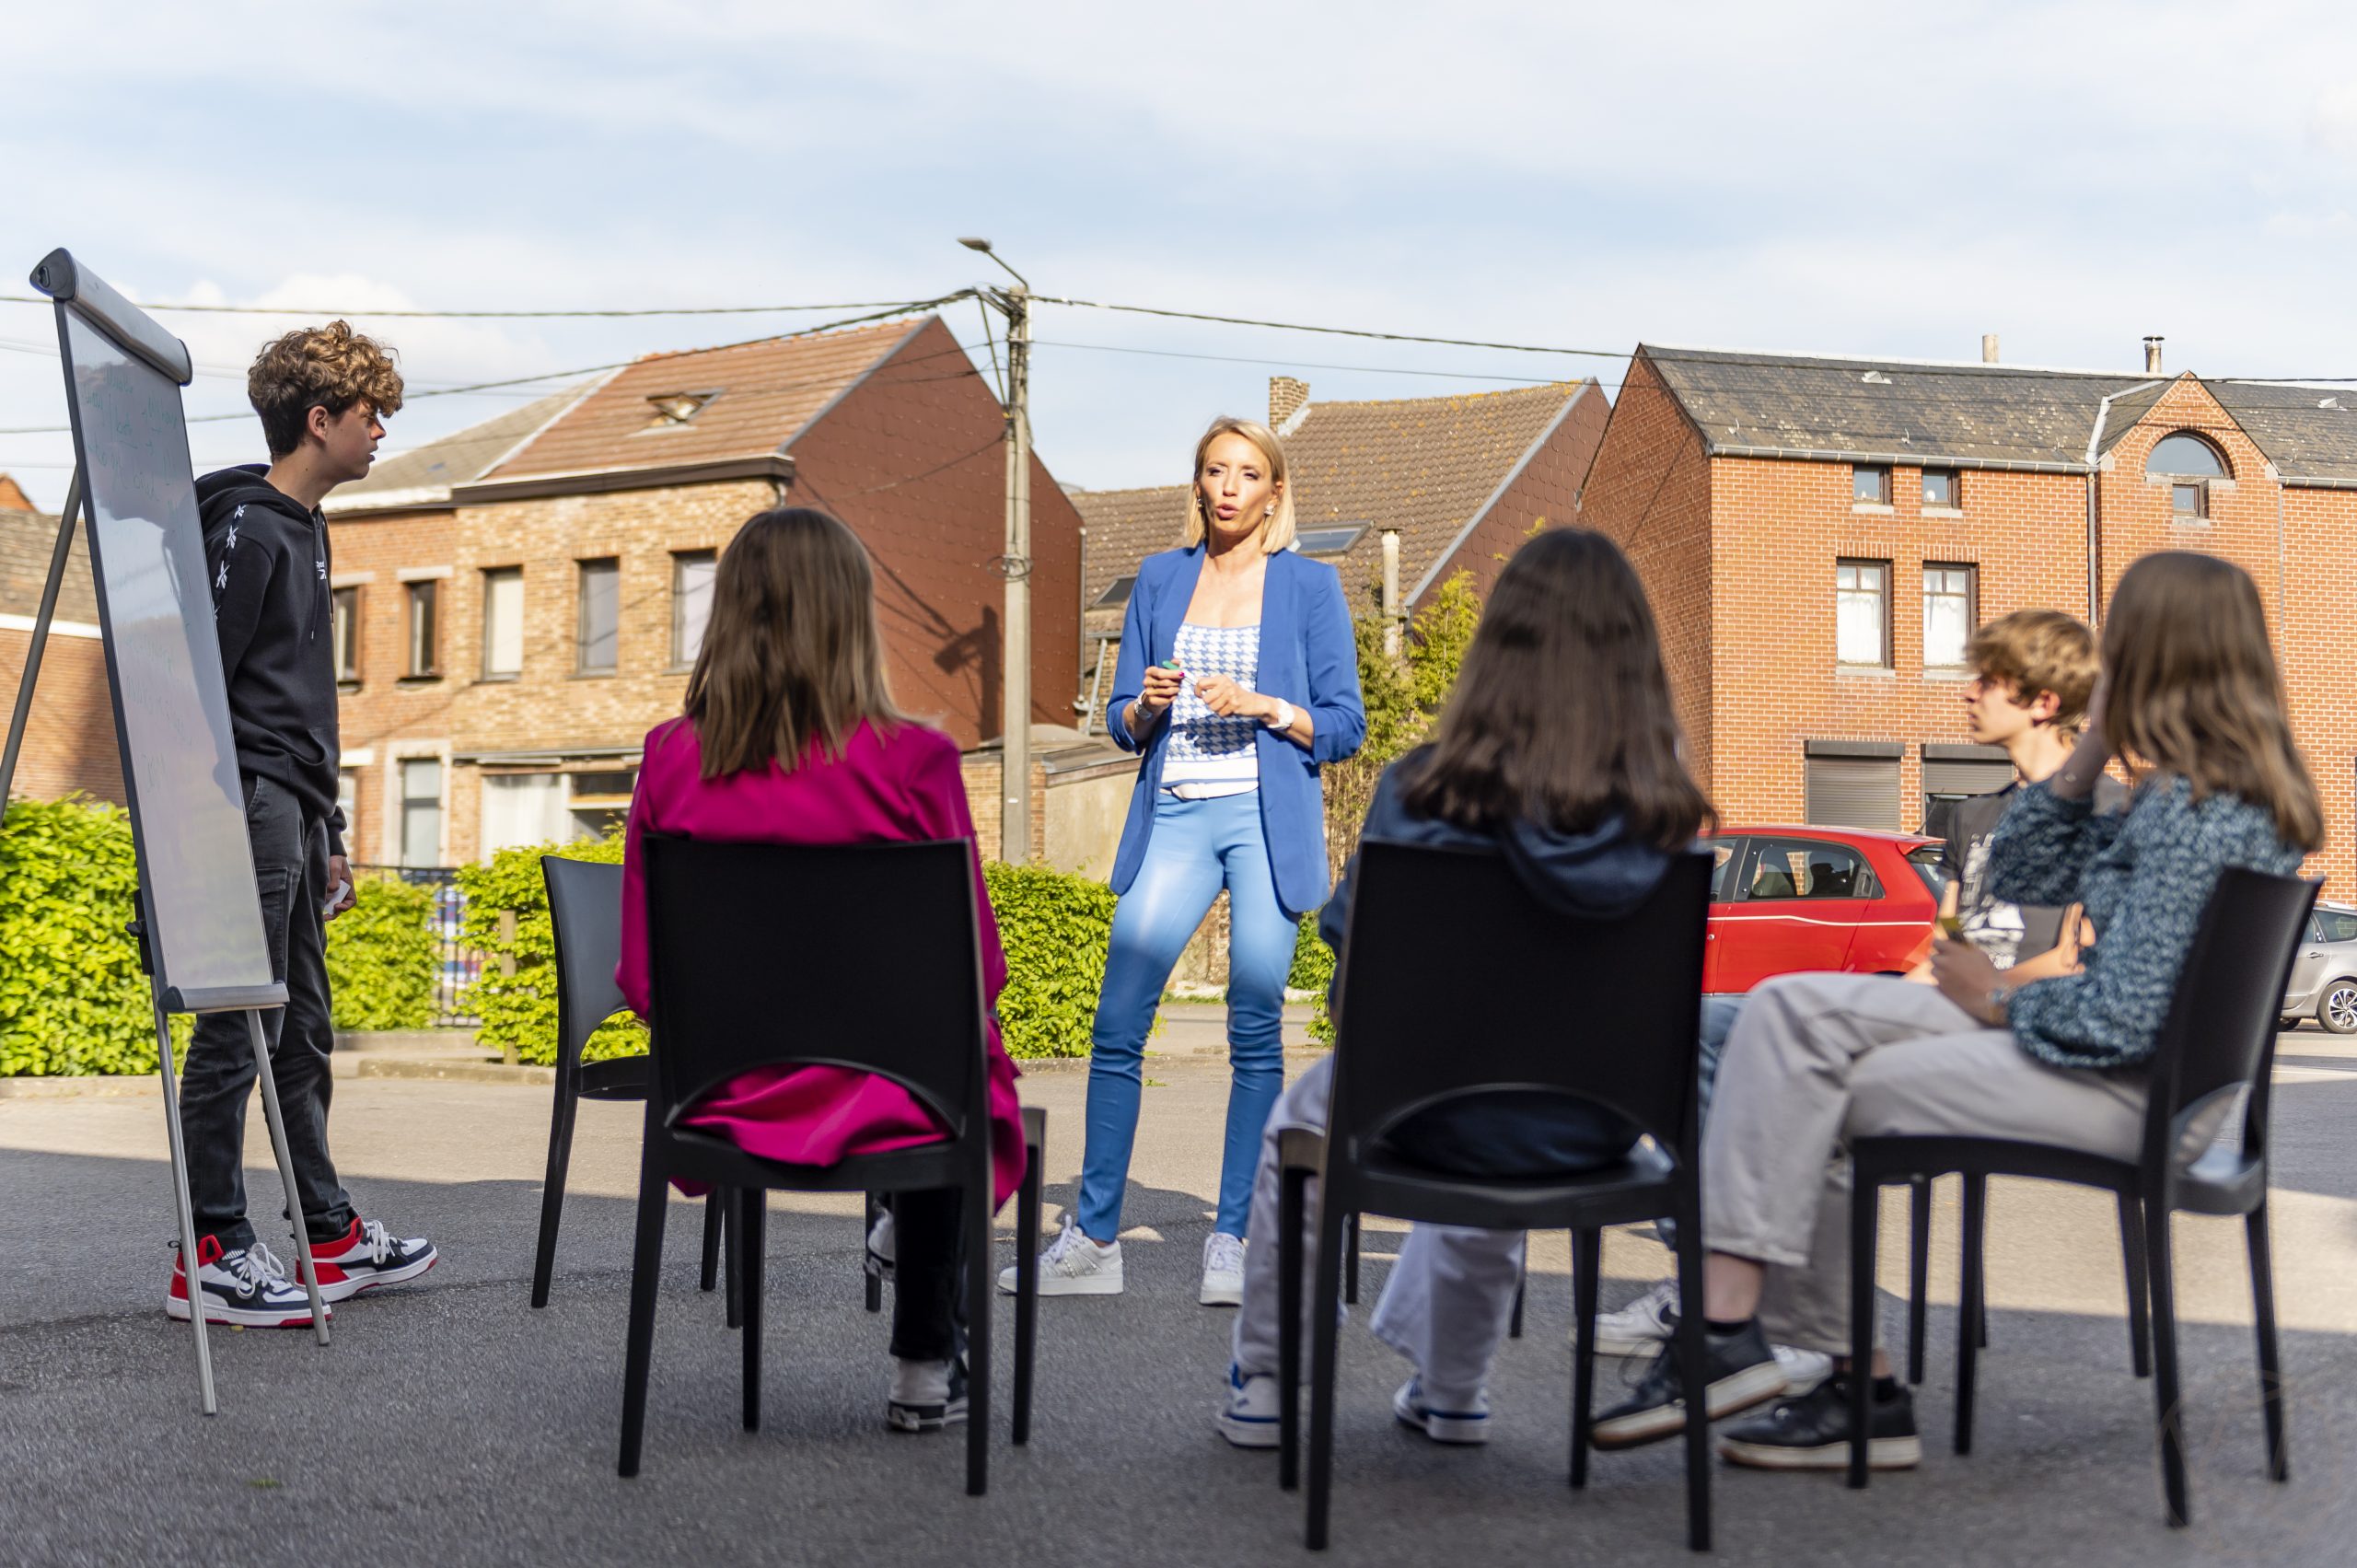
1577, 1279, 1677, 1356
1216, 1363, 1281, 1448
1773, 1344, 1834, 1394
1393, 1377, 1491, 1445
1199, 1231, 1245, 1307
865, 1206, 895, 1285
998, 1214, 1122, 1296
886, 1355, 968, 1433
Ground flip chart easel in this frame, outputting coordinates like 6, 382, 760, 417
0, 249, 331, 1412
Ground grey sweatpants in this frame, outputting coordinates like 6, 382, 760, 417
1704, 971, 2149, 1356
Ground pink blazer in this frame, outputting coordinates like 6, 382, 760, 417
617, 716, 1026, 1209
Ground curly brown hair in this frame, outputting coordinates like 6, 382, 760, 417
248, 320, 405, 457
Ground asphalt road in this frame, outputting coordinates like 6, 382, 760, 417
3, 1024, 2356, 1568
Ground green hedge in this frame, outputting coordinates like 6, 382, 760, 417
323, 872, 437, 1030
983, 861, 1118, 1059
457, 836, 642, 1067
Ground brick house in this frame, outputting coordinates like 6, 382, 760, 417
0, 482, 123, 805
1577, 343, 2357, 887
1070, 376, 1608, 724
322, 316, 1082, 867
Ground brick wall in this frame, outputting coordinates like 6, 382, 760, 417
1422, 382, 1610, 608
0, 626, 124, 803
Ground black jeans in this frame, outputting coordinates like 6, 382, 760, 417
883, 1188, 968, 1364
180, 774, 355, 1249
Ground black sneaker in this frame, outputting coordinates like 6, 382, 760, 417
1590, 1318, 1786, 1450
886, 1355, 970, 1434
1719, 1375, 1922, 1470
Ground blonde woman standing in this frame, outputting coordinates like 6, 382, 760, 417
1006, 416, 1364, 1306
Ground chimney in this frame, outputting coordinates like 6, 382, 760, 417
2143, 336, 2165, 374
1980, 334, 2000, 364
1269, 377, 1310, 431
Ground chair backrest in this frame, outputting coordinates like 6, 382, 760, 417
637, 834, 987, 1136
542, 855, 628, 1072
1327, 840, 1713, 1167
2142, 865, 2318, 1173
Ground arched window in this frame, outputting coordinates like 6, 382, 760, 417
2145, 431, 2226, 519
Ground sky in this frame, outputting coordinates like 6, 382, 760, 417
7, 0, 2357, 511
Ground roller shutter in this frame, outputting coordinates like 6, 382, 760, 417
1804, 740, 1901, 830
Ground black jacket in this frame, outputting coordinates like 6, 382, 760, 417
197, 466, 344, 855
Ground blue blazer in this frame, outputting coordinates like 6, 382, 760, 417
1105, 545, 1367, 917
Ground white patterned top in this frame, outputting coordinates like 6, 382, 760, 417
1161, 621, 1261, 798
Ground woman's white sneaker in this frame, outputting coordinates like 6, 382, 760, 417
1579, 1279, 1678, 1356
1216, 1363, 1282, 1448
1199, 1231, 1245, 1307
998, 1214, 1122, 1296
1394, 1377, 1492, 1445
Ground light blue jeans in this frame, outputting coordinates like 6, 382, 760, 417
1078, 789, 1297, 1241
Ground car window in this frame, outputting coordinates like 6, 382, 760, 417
1707, 838, 1741, 901
1907, 844, 1946, 900
2320, 910, 2357, 944
1744, 838, 1877, 900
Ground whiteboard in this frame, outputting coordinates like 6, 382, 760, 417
55, 302, 283, 1012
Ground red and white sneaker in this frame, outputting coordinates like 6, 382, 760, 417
166, 1237, 327, 1328
308, 1217, 438, 1304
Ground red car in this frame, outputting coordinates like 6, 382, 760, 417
1702, 826, 1945, 994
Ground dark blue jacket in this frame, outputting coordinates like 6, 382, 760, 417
1106, 545, 1365, 916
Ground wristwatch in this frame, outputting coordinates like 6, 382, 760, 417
1264, 698, 1296, 731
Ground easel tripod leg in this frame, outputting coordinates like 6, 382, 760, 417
244, 1010, 330, 1344
151, 994, 216, 1415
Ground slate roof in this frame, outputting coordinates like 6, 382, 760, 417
326, 385, 598, 514
0, 506, 97, 622
482, 319, 927, 483
2208, 382, 2357, 485
1073, 484, 1190, 635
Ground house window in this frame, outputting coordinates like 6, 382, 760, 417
671, 551, 716, 668
1922, 469, 1959, 509
331, 586, 361, 683
1294, 524, 1369, 557
1090, 575, 1137, 610
1921, 743, 2013, 844
399, 757, 443, 867
1922, 563, 1977, 669
2147, 431, 2226, 522
1852, 465, 1892, 506
568, 769, 637, 841
405, 580, 439, 677
336, 768, 360, 856
1836, 559, 1891, 668
482, 567, 523, 679
577, 558, 620, 673
480, 772, 575, 854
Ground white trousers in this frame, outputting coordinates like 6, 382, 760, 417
1230, 1057, 1527, 1406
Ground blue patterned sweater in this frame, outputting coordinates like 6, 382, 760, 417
1987, 775, 2303, 1070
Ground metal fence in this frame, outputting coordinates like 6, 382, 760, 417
351, 865, 482, 1028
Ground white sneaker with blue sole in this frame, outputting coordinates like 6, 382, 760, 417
1393, 1377, 1491, 1445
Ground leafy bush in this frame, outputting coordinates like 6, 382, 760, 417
984, 860, 1118, 1059
0, 797, 165, 1074
1289, 913, 1333, 995
324, 872, 437, 1031
457, 836, 642, 1067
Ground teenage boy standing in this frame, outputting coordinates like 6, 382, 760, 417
167, 322, 438, 1327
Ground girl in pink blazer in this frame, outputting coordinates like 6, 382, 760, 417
615, 506, 1025, 1434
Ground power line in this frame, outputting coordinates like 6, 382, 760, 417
0, 293, 972, 320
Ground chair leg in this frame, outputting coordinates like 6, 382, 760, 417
1906, 1176, 1931, 1385
1014, 1130, 1044, 1446
1510, 1252, 1527, 1342
1278, 1166, 1307, 1493
1343, 1211, 1360, 1306
1671, 1189, 1713, 1552
1570, 1229, 1599, 1490
530, 1078, 580, 1309
864, 1192, 883, 1313
699, 1191, 724, 1294
1849, 1171, 1879, 1491
740, 1189, 765, 1433
723, 1186, 745, 1330
965, 1163, 994, 1498
1956, 1169, 1986, 1458
2119, 1191, 2153, 1378
2146, 1202, 2190, 1526
2247, 1199, 2289, 1483
616, 1167, 671, 1477
1305, 1190, 1349, 1551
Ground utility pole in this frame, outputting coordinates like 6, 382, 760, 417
961, 238, 1033, 862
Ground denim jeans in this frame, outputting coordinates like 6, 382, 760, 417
180, 774, 356, 1249
1078, 789, 1296, 1239
879, 1189, 968, 1363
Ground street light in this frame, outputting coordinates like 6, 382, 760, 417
963, 238, 1034, 863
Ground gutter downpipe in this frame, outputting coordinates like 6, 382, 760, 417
2080, 380, 2157, 626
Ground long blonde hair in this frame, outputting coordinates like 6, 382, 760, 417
684, 507, 908, 779
2101, 552, 2322, 851
1182, 415, 1297, 552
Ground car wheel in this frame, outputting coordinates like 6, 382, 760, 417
2280, 1016, 2303, 1032
2319, 981, 2357, 1036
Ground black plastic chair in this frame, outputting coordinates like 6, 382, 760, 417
616, 836, 1043, 1495
1279, 842, 1715, 1552
532, 855, 726, 1311
1848, 867, 2316, 1524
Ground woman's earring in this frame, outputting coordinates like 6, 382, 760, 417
1264, 503, 1273, 517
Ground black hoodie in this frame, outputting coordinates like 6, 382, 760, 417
196, 465, 345, 855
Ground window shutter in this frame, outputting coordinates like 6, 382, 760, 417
1805, 755, 1900, 830
1922, 756, 2013, 797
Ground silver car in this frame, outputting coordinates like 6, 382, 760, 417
2282, 903, 2357, 1034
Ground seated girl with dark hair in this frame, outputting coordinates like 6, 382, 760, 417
615, 506, 1027, 1435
